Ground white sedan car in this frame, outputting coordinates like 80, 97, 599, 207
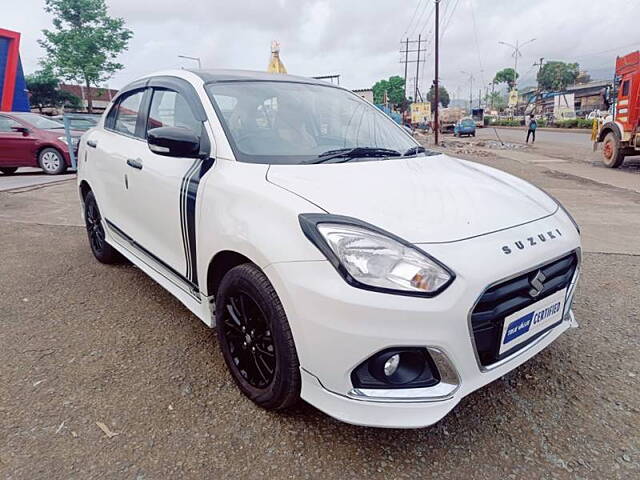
78, 70, 581, 428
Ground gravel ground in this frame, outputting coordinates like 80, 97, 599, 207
1, 162, 638, 478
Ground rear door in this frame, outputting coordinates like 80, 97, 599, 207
124, 79, 212, 296
0, 115, 36, 166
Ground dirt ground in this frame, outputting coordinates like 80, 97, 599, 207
1, 139, 639, 478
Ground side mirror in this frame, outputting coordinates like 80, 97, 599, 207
147, 126, 202, 158
11, 126, 30, 136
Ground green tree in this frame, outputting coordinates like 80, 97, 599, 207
39, 0, 132, 113
426, 85, 450, 110
493, 68, 519, 90
372, 76, 406, 105
26, 68, 81, 112
537, 61, 580, 91
485, 91, 506, 111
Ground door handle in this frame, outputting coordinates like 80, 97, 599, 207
127, 158, 143, 170
87, 139, 97, 148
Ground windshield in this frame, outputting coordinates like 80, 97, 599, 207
15, 113, 64, 130
205, 81, 419, 164
462, 119, 475, 126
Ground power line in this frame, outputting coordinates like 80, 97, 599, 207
468, 0, 485, 85
401, 0, 423, 40
407, 0, 431, 39
440, 0, 461, 40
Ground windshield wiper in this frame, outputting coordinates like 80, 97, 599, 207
403, 146, 426, 156
306, 147, 402, 164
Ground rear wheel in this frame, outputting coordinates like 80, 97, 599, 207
38, 148, 67, 175
84, 191, 121, 264
216, 263, 300, 410
0, 167, 18, 175
602, 132, 625, 168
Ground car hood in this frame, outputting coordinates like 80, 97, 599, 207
267, 154, 558, 243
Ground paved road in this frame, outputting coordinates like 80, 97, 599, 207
475, 127, 640, 170
0, 168, 76, 192
1, 157, 638, 478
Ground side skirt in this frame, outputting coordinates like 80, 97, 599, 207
103, 218, 214, 327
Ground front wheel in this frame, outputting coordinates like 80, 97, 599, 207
216, 263, 300, 410
602, 132, 625, 168
38, 148, 67, 175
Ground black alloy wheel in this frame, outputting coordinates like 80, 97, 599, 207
86, 197, 106, 254
83, 191, 121, 264
216, 263, 301, 410
222, 291, 276, 388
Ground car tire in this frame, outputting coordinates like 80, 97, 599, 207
84, 191, 122, 264
38, 148, 67, 175
602, 132, 625, 168
0, 167, 18, 175
216, 263, 301, 410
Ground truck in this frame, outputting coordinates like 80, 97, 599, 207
438, 107, 465, 133
471, 108, 484, 127
594, 51, 640, 168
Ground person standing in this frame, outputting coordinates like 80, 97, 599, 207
526, 113, 537, 143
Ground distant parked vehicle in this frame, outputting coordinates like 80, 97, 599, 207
471, 108, 484, 127
51, 114, 101, 132
454, 117, 476, 137
0, 112, 82, 175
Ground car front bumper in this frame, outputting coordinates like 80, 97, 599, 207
265, 211, 581, 428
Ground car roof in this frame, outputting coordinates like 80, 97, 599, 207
188, 69, 336, 87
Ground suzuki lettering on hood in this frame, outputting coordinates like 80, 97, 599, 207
267, 155, 559, 244
501, 229, 563, 255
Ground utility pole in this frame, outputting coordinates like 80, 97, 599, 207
399, 38, 427, 101
434, 0, 440, 145
415, 34, 422, 102
403, 38, 409, 98
532, 57, 545, 114
478, 88, 481, 109
461, 70, 474, 113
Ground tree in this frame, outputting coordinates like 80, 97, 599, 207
26, 68, 81, 112
39, 0, 132, 113
575, 70, 591, 85
485, 91, 506, 111
493, 68, 519, 90
372, 76, 406, 105
426, 85, 450, 110
537, 61, 580, 92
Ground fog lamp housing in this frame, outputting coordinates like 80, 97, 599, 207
351, 347, 440, 389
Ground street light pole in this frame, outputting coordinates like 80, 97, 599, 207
178, 55, 202, 69
461, 70, 474, 113
497, 38, 536, 92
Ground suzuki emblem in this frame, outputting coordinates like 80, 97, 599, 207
529, 271, 546, 298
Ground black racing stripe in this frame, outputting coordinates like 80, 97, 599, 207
183, 157, 215, 287
179, 159, 201, 282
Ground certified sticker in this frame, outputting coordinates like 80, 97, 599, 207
499, 288, 566, 355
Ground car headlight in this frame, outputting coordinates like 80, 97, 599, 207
57, 136, 79, 146
299, 214, 455, 296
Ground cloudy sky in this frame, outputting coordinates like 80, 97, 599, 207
4, 0, 640, 99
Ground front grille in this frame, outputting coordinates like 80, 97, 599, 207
471, 252, 578, 367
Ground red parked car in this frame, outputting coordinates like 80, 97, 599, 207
0, 112, 82, 175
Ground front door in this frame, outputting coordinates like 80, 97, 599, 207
124, 87, 213, 296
